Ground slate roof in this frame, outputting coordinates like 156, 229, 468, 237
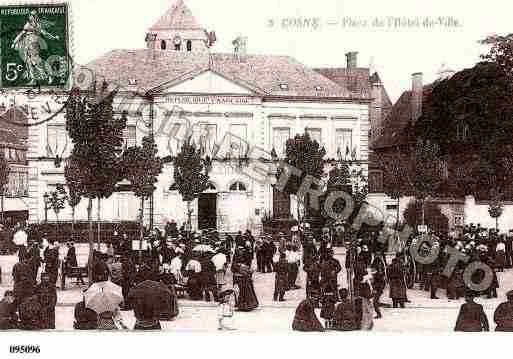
371, 83, 436, 150
149, 0, 202, 31
313, 67, 372, 99
86, 50, 360, 98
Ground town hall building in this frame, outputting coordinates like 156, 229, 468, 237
25, 0, 391, 234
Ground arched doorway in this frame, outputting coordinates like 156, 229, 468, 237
198, 182, 217, 230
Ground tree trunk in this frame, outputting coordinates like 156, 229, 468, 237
421, 199, 425, 227
87, 198, 93, 284
55, 212, 59, 241
186, 200, 192, 236
139, 197, 144, 264
71, 207, 75, 237
0, 192, 4, 225
296, 195, 301, 223
97, 199, 101, 250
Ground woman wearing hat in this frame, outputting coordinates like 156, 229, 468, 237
292, 298, 324, 332
493, 290, 513, 331
454, 290, 489, 332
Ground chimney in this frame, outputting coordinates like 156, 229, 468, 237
345, 51, 358, 69
232, 36, 247, 63
371, 78, 383, 142
411, 72, 423, 123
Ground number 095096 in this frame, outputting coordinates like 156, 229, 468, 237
9, 345, 40, 354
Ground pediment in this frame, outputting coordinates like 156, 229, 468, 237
158, 70, 256, 95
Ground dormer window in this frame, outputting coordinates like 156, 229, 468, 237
174, 36, 182, 51
279, 83, 289, 90
160, 40, 166, 50
128, 78, 137, 86
315, 85, 323, 91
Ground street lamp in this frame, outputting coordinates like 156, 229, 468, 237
43, 192, 50, 223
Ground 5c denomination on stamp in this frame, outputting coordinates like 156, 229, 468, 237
0, 3, 70, 89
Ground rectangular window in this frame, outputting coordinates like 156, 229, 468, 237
335, 129, 352, 158
273, 127, 290, 157
199, 123, 217, 157
47, 124, 67, 157
369, 170, 384, 193
306, 128, 322, 147
5, 170, 28, 197
167, 123, 187, 156
229, 124, 248, 157
123, 125, 137, 148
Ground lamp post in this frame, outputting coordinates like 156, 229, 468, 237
43, 192, 50, 223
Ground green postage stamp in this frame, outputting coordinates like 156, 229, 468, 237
0, 3, 69, 88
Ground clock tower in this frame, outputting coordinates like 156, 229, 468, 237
145, 0, 215, 53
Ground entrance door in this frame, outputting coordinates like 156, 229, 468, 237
273, 187, 290, 219
198, 193, 217, 230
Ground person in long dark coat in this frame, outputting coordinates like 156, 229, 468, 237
302, 235, 317, 269
304, 256, 321, 306
27, 241, 42, 283
0, 291, 18, 330
388, 258, 407, 308
200, 253, 218, 302
65, 242, 78, 268
12, 258, 35, 307
273, 252, 288, 301
493, 290, 513, 331
121, 255, 136, 310
332, 288, 359, 331
74, 299, 98, 330
371, 252, 387, 318
292, 299, 324, 332
319, 249, 341, 296
231, 261, 259, 312
18, 296, 43, 330
35, 272, 57, 329
454, 291, 489, 332
44, 242, 60, 285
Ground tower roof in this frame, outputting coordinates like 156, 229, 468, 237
149, 0, 203, 31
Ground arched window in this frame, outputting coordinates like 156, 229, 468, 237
186, 40, 192, 52
229, 181, 247, 191
206, 182, 216, 191
160, 40, 167, 50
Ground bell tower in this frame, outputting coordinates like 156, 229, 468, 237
145, 0, 215, 53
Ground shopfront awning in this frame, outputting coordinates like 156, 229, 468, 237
1, 197, 28, 212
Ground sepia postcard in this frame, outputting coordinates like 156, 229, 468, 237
0, 0, 512, 358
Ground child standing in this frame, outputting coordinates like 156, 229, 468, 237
217, 289, 236, 331
320, 290, 338, 329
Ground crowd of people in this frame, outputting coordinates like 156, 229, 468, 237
1, 220, 513, 331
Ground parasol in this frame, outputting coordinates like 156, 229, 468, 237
84, 281, 123, 314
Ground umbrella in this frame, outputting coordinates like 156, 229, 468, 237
128, 280, 173, 317
193, 244, 214, 253
84, 281, 123, 314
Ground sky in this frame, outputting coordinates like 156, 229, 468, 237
69, 0, 513, 102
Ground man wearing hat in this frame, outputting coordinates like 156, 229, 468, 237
505, 230, 513, 269
454, 290, 489, 331
493, 290, 513, 331
0, 290, 18, 329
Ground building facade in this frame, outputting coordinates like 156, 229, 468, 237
0, 105, 29, 225
25, 0, 392, 233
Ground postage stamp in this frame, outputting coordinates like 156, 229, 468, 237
0, 3, 69, 88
